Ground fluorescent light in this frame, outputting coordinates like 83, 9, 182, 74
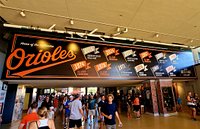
117, 27, 120, 32
89, 28, 98, 35
123, 28, 128, 33
48, 24, 56, 30
99, 36, 105, 41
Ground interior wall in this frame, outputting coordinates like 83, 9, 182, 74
194, 65, 200, 95
176, 81, 197, 106
174, 65, 200, 106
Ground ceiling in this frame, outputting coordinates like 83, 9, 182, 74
6, 80, 143, 88
1, 0, 200, 47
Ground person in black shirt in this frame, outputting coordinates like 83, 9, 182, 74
102, 94, 122, 129
98, 95, 106, 129
41, 96, 52, 110
126, 95, 132, 119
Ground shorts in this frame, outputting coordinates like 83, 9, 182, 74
187, 105, 196, 108
54, 108, 57, 112
88, 109, 95, 116
133, 105, 140, 112
65, 111, 70, 117
106, 124, 116, 129
69, 119, 82, 128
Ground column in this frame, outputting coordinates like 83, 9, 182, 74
2, 84, 18, 124
157, 79, 177, 117
143, 80, 159, 116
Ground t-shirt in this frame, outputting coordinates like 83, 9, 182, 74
48, 111, 54, 119
98, 100, 106, 111
53, 99, 59, 108
102, 103, 117, 125
65, 100, 72, 114
177, 98, 182, 104
69, 99, 82, 120
88, 99, 96, 110
41, 101, 52, 110
20, 112, 39, 129
127, 98, 132, 106
133, 97, 140, 105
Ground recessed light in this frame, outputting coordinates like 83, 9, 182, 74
20, 10, 26, 17
69, 19, 74, 25
116, 27, 121, 32
155, 33, 159, 38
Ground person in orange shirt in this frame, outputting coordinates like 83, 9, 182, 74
133, 94, 140, 119
18, 101, 39, 129
53, 96, 59, 119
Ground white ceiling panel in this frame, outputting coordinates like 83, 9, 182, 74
1, 0, 200, 46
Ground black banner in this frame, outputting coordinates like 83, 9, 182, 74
3, 34, 196, 79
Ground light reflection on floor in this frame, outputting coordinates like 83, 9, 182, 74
1, 112, 200, 129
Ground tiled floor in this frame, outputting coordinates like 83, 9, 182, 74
1, 112, 200, 129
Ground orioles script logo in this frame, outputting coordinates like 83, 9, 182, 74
6, 46, 76, 77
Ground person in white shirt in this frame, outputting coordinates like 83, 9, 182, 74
69, 94, 85, 129
48, 106, 55, 120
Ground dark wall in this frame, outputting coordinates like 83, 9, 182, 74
0, 21, 9, 79
26, 88, 33, 108
0, 21, 8, 53
2, 84, 18, 124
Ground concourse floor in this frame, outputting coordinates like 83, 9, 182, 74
1, 112, 200, 129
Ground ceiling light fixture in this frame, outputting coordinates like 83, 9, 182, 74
69, 19, 74, 25
117, 27, 121, 32
111, 27, 128, 37
48, 24, 56, 30
99, 36, 105, 41
123, 28, 128, 33
155, 33, 159, 38
190, 39, 194, 43
89, 28, 98, 35
111, 32, 120, 37
132, 38, 137, 44
20, 10, 26, 17
3, 23, 191, 48
70, 33, 73, 38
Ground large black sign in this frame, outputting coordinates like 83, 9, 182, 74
3, 34, 196, 79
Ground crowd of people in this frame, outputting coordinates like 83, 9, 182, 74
17, 90, 200, 129
18, 91, 145, 129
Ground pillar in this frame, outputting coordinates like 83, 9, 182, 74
2, 84, 18, 124
157, 79, 177, 117
143, 80, 159, 116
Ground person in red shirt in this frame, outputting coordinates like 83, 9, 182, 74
53, 96, 59, 119
18, 101, 39, 129
133, 94, 140, 119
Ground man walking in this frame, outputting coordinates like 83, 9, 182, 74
102, 94, 122, 129
69, 94, 85, 129
98, 94, 106, 129
87, 95, 96, 125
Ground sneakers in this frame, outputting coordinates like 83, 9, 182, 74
136, 117, 141, 119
